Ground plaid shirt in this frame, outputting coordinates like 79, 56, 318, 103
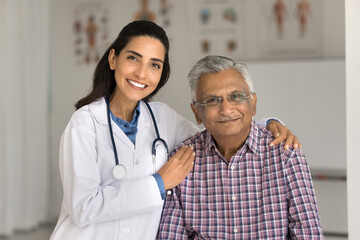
157, 121, 323, 240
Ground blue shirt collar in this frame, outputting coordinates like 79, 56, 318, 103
110, 101, 141, 144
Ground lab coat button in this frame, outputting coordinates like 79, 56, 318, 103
122, 227, 130, 234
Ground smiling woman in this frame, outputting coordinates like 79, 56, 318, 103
50, 20, 199, 240
107, 36, 165, 120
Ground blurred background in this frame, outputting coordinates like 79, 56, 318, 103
1, 0, 359, 239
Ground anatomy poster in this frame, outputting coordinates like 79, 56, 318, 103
131, 0, 182, 47
186, 0, 247, 61
130, 0, 177, 31
260, 0, 322, 58
72, 1, 111, 65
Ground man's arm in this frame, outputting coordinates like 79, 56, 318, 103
285, 148, 324, 239
157, 187, 192, 239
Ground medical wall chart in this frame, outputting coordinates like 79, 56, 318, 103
258, 0, 322, 59
186, 0, 247, 62
69, 0, 331, 64
72, 1, 111, 65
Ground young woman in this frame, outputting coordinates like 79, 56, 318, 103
50, 21, 299, 240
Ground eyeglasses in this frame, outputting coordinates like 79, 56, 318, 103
194, 92, 253, 108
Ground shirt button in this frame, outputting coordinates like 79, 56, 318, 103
166, 190, 172, 195
122, 227, 130, 234
230, 165, 235, 170
233, 227, 238, 233
232, 195, 236, 201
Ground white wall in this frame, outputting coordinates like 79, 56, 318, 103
346, 0, 360, 239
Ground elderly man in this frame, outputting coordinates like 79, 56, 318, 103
157, 55, 323, 239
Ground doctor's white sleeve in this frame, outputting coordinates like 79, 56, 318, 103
256, 117, 284, 129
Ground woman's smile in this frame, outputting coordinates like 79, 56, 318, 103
127, 79, 147, 89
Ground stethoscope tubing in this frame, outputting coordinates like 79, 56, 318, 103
106, 96, 168, 179
106, 96, 120, 166
144, 101, 169, 156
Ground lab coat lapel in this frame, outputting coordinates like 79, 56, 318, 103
111, 101, 152, 149
89, 97, 139, 149
135, 101, 154, 147
111, 123, 134, 148
111, 101, 153, 149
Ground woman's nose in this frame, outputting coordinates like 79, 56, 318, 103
135, 64, 147, 79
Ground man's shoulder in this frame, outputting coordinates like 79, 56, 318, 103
181, 129, 208, 146
171, 129, 208, 154
254, 122, 274, 141
253, 122, 296, 158
252, 122, 278, 148
256, 123, 306, 163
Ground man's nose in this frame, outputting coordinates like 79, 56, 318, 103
219, 98, 234, 113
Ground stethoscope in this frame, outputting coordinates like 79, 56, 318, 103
106, 96, 169, 180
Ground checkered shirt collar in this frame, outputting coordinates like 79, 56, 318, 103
204, 120, 261, 157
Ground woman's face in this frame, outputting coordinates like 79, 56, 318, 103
108, 36, 165, 104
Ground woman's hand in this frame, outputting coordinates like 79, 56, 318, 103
266, 120, 302, 150
157, 145, 195, 190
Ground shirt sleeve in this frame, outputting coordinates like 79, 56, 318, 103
152, 173, 166, 200
157, 187, 193, 239
285, 148, 324, 239
256, 117, 285, 128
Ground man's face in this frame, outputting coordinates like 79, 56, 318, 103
191, 68, 257, 142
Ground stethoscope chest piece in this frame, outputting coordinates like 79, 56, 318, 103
113, 164, 127, 180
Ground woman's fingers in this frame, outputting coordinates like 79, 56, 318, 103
157, 145, 195, 190
267, 121, 301, 149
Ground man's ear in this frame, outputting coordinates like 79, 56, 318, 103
191, 103, 203, 125
251, 93, 257, 116
108, 49, 116, 70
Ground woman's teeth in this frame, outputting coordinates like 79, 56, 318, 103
128, 80, 146, 88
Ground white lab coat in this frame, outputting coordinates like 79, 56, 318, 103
50, 97, 199, 240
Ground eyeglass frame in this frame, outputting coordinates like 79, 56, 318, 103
193, 91, 254, 108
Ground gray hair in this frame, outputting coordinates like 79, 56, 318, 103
188, 55, 254, 102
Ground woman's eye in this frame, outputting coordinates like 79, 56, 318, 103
127, 55, 138, 61
152, 63, 161, 69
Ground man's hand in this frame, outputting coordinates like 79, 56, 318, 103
266, 120, 301, 150
157, 145, 195, 190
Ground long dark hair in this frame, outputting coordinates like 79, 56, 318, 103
75, 21, 170, 110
